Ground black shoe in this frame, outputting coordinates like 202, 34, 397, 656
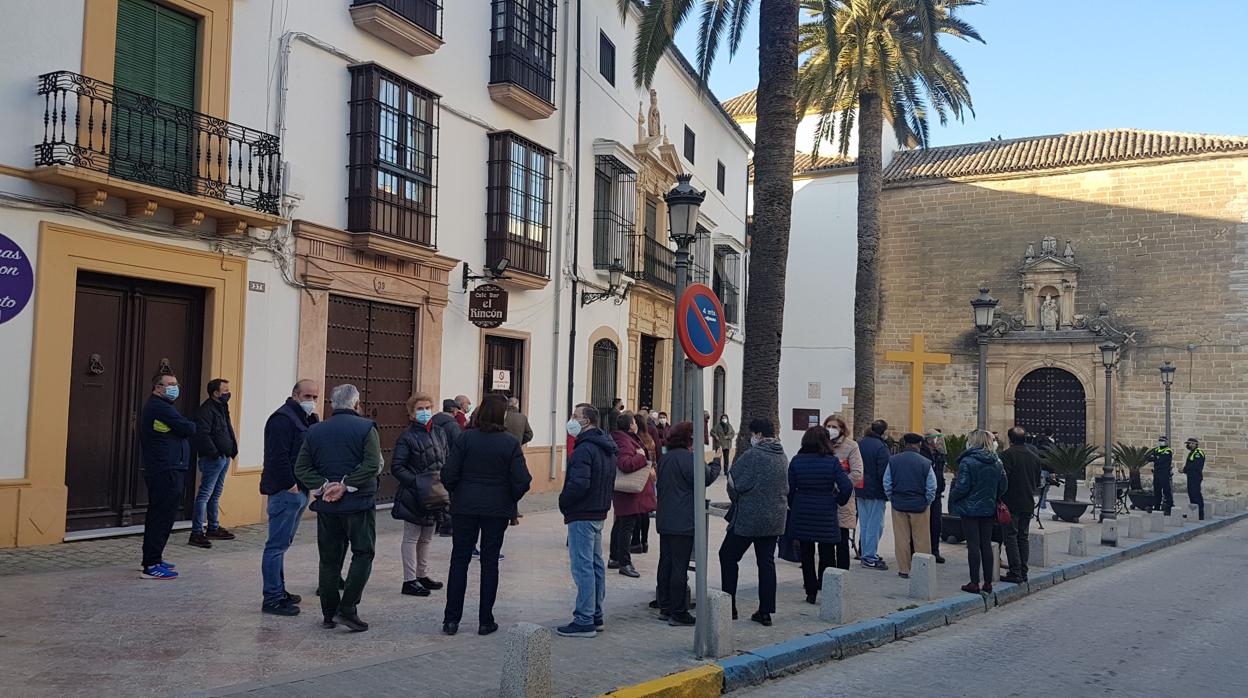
416, 577, 444, 591
629, 544, 645, 554
321, 616, 337, 629
732, 608, 739, 620
479, 622, 499, 636
805, 593, 818, 605
284, 591, 303, 605
648, 599, 660, 609
619, 564, 640, 578
750, 611, 772, 627
658, 612, 671, 622
1001, 574, 1025, 584
607, 559, 622, 570
668, 612, 696, 626
402, 580, 431, 596
934, 555, 946, 564
262, 600, 300, 616
442, 621, 459, 635
206, 527, 236, 540
188, 532, 212, 548
334, 612, 369, 632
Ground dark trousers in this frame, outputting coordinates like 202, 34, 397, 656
963, 516, 995, 585
1154, 471, 1174, 514
316, 508, 376, 618
929, 494, 943, 556
799, 540, 835, 596
141, 470, 185, 568
610, 513, 644, 565
1189, 475, 1205, 519
831, 529, 851, 570
718, 531, 778, 614
1002, 510, 1032, 578
631, 514, 650, 548
443, 514, 509, 625
721, 449, 732, 471
656, 534, 694, 614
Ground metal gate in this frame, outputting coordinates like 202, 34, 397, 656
638, 335, 658, 412
325, 295, 417, 504
482, 334, 525, 406
590, 339, 618, 412
1014, 368, 1087, 446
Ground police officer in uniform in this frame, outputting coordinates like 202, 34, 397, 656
1145, 436, 1174, 515
1182, 438, 1206, 520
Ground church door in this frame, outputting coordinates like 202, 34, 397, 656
1013, 368, 1087, 446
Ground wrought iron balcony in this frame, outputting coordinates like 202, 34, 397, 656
593, 213, 639, 276
35, 71, 282, 221
350, 0, 444, 56
639, 235, 675, 293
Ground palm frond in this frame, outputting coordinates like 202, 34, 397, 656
698, 0, 733, 83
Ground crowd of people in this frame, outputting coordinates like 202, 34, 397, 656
135, 376, 1210, 634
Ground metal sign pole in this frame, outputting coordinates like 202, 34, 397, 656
692, 366, 707, 658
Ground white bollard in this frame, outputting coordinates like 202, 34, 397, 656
500, 623, 552, 698
1068, 526, 1088, 556
1028, 530, 1049, 568
704, 589, 734, 658
1150, 511, 1166, 531
1101, 519, 1120, 546
909, 553, 938, 601
1127, 515, 1146, 539
820, 568, 847, 624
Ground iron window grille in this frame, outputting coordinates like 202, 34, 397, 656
347, 63, 440, 247
35, 71, 281, 214
683, 125, 696, 164
351, 0, 442, 37
591, 338, 619, 411
690, 225, 712, 284
490, 0, 558, 106
713, 245, 742, 324
592, 155, 638, 273
599, 31, 616, 85
487, 131, 553, 278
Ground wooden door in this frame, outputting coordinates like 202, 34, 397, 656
637, 335, 657, 413
65, 272, 204, 531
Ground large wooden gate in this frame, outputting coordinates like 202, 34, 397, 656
1014, 368, 1087, 446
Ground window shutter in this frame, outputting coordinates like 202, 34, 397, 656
114, 0, 159, 97
114, 0, 197, 108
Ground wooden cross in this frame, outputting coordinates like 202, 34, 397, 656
885, 333, 951, 433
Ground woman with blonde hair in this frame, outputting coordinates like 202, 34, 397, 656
823, 415, 862, 570
948, 429, 1006, 594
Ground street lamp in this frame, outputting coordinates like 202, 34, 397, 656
1099, 341, 1120, 535
665, 174, 705, 423
970, 287, 999, 431
580, 258, 629, 306
1160, 361, 1176, 444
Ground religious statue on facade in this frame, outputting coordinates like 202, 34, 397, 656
1040, 295, 1059, 331
647, 88, 661, 139
1040, 236, 1058, 257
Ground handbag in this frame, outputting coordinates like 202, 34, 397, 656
614, 464, 650, 493
415, 470, 450, 512
995, 501, 1012, 525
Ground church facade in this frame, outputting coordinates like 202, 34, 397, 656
873, 130, 1248, 491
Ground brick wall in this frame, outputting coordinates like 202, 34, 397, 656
876, 155, 1248, 492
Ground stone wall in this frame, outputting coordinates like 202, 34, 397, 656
876, 155, 1248, 491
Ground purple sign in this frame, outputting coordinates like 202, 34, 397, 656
0, 233, 34, 325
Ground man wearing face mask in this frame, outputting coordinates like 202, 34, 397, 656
190, 378, 238, 548
139, 373, 197, 580
557, 404, 618, 637
259, 380, 320, 615
1146, 435, 1175, 515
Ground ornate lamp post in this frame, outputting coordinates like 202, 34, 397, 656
1160, 361, 1176, 444
665, 174, 705, 422
971, 288, 999, 431
1099, 342, 1120, 533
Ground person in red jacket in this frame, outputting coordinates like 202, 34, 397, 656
608, 413, 654, 578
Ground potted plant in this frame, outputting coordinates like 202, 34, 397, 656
1114, 443, 1159, 511
940, 434, 969, 543
1042, 443, 1100, 523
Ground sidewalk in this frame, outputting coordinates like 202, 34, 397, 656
0, 482, 1210, 698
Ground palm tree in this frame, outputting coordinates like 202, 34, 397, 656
1042, 443, 1101, 503
795, 0, 984, 436
622, 1, 801, 453
1113, 443, 1152, 491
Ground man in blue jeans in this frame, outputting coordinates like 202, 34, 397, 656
557, 403, 618, 637
258, 380, 320, 616
190, 378, 238, 548
856, 419, 892, 570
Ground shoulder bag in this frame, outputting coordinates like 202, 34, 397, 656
995, 501, 1012, 526
614, 463, 650, 494
416, 470, 450, 512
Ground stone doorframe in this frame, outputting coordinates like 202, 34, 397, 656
292, 220, 458, 403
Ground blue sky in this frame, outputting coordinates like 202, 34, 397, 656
674, 1, 1248, 146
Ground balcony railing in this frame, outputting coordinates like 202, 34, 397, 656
639, 235, 675, 293
352, 0, 441, 38
35, 71, 281, 215
487, 234, 548, 279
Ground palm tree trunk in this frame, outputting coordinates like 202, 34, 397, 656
851, 91, 884, 438
735, 0, 799, 455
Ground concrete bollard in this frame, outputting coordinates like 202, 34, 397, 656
1212, 501, 1224, 517
703, 589, 734, 658
1068, 526, 1088, 556
1101, 519, 1120, 546
909, 553, 938, 601
1150, 511, 1166, 531
1127, 514, 1146, 538
1028, 530, 1049, 568
820, 567, 847, 624
500, 623, 552, 698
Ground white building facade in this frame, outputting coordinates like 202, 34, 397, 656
0, 0, 749, 548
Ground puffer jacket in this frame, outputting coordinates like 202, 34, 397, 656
560, 428, 619, 523
725, 440, 789, 537
787, 452, 854, 544
391, 420, 448, 525
857, 432, 890, 500
948, 448, 1007, 518
611, 429, 655, 517
833, 438, 864, 529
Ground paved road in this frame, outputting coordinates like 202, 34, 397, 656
742, 520, 1248, 698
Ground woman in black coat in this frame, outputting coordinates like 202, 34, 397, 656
392, 393, 448, 599
440, 394, 532, 636
787, 427, 854, 605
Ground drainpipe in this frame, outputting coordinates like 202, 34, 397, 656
563, 0, 583, 444
549, 0, 577, 480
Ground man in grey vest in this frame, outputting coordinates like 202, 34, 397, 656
295, 384, 383, 632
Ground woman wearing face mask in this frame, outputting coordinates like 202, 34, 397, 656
631, 412, 659, 554
788, 427, 854, 605
712, 414, 737, 472
392, 393, 450, 598
823, 416, 863, 570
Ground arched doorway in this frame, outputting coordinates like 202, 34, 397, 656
591, 339, 618, 413
712, 366, 726, 419
1014, 368, 1087, 445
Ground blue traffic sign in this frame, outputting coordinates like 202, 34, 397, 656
676, 283, 727, 368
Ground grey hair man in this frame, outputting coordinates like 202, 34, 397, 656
295, 383, 383, 633
504, 396, 533, 445
454, 394, 473, 428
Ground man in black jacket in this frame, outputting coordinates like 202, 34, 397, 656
856, 420, 891, 570
431, 400, 463, 537
190, 378, 238, 548
921, 432, 948, 563
259, 379, 320, 616
1001, 427, 1043, 583
139, 373, 197, 580
557, 403, 618, 638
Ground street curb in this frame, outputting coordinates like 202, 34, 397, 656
600, 664, 723, 698
711, 509, 1247, 694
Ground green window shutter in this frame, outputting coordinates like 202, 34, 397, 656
154, 8, 198, 109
